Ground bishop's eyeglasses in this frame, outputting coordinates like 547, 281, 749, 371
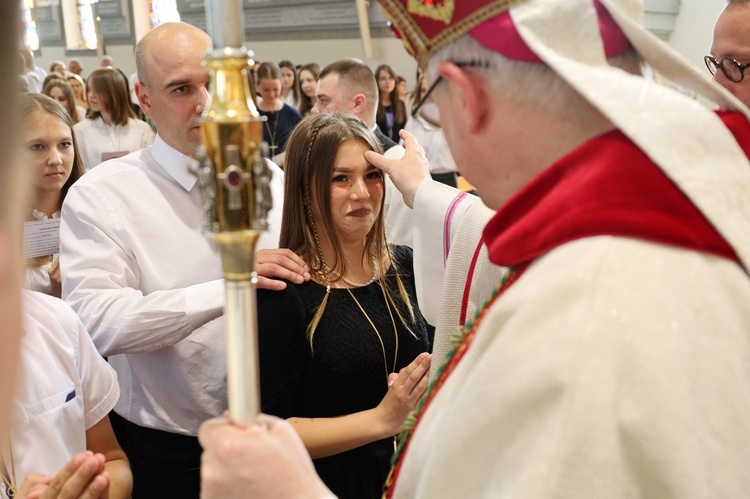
704, 54, 750, 83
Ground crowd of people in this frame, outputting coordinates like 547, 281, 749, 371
17, 48, 425, 174
4, 0, 750, 498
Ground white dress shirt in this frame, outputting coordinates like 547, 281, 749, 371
60, 135, 284, 434
5, 291, 119, 481
73, 116, 155, 170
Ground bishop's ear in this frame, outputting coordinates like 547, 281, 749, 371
437, 61, 488, 134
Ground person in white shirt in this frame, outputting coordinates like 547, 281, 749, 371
60, 21, 309, 499
22, 94, 86, 298
8, 290, 131, 499
73, 68, 155, 169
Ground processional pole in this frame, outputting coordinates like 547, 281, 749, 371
197, 0, 272, 423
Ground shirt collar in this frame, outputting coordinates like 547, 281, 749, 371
150, 134, 199, 191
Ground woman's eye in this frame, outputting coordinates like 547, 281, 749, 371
332, 175, 347, 183
366, 171, 383, 180
60, 141, 73, 149
30, 144, 44, 151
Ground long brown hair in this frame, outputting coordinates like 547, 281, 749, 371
297, 63, 320, 116
375, 64, 406, 126
43, 79, 80, 123
279, 59, 301, 106
281, 112, 415, 344
86, 68, 135, 125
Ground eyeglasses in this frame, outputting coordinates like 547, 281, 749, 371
704, 55, 750, 83
411, 60, 491, 123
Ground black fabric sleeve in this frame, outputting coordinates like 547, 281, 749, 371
257, 283, 309, 419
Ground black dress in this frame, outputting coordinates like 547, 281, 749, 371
257, 245, 430, 499
376, 100, 406, 142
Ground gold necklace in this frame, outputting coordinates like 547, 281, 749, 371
263, 106, 282, 154
345, 280, 399, 384
1, 433, 17, 498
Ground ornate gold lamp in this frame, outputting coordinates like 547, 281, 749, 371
196, 0, 272, 423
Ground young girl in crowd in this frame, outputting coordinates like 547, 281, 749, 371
279, 60, 301, 110
256, 62, 302, 163
8, 93, 132, 499
257, 113, 430, 499
375, 64, 406, 142
43, 78, 83, 124
297, 63, 320, 116
73, 68, 154, 169
67, 74, 89, 111
24, 93, 85, 297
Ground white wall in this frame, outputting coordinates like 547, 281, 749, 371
668, 0, 727, 70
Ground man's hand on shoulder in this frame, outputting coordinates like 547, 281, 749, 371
255, 249, 310, 290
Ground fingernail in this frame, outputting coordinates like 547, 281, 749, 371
304, 271, 310, 279
84, 458, 95, 472
296, 275, 304, 283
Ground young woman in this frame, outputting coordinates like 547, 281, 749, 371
73, 68, 154, 169
43, 78, 83, 124
375, 64, 406, 142
297, 63, 320, 116
23, 93, 86, 297
279, 59, 301, 110
10, 94, 132, 499
256, 62, 302, 162
67, 73, 89, 111
257, 113, 431, 499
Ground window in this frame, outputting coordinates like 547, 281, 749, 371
77, 0, 98, 49
149, 0, 179, 28
22, 0, 40, 50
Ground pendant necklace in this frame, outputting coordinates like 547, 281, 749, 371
345, 276, 399, 383
263, 105, 282, 154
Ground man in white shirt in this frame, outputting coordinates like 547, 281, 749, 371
21, 47, 45, 93
60, 22, 308, 499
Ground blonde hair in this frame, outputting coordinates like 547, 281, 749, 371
280, 112, 416, 346
67, 73, 88, 106
43, 79, 80, 123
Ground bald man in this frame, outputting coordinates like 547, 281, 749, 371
60, 22, 307, 498
708, 0, 750, 107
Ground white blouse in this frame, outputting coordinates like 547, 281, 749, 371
73, 116, 155, 170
